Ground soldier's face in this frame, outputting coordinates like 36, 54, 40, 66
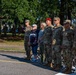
25, 22, 29, 26
64, 24, 70, 29
46, 20, 51, 26
54, 19, 60, 25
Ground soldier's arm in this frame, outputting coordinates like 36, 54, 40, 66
73, 28, 76, 49
60, 27, 63, 46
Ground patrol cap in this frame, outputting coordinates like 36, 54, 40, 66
64, 20, 71, 25
25, 20, 30, 23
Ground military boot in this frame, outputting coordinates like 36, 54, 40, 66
62, 67, 68, 73
52, 64, 57, 70
64, 67, 72, 74
54, 64, 61, 70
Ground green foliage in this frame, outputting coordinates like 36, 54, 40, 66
0, 0, 76, 25
1, 0, 29, 23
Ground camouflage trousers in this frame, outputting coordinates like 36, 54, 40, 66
52, 45, 61, 66
72, 48, 76, 67
73, 49, 76, 57
62, 47, 72, 68
24, 36, 31, 58
44, 44, 52, 63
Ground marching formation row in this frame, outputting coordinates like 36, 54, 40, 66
24, 17, 76, 74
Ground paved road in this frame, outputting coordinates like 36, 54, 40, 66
0, 52, 75, 75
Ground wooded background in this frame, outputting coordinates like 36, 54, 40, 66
0, 0, 76, 30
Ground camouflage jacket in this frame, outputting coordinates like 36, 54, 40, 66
62, 28, 74, 48
43, 25, 53, 44
52, 25, 63, 45
24, 26, 32, 38
73, 26, 76, 48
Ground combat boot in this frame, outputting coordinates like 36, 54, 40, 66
25, 56, 31, 60
54, 64, 61, 70
64, 67, 72, 74
52, 65, 57, 70
47, 62, 51, 67
43, 62, 49, 66
62, 67, 68, 73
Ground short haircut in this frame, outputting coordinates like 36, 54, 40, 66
41, 22, 46, 27
54, 17, 60, 21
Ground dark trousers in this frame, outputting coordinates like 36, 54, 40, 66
31, 45, 38, 56
24, 37, 31, 58
39, 43, 45, 63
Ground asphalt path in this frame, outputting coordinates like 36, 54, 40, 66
0, 52, 75, 75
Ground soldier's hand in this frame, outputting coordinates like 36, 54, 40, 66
52, 39, 56, 45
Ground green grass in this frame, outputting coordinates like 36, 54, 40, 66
0, 48, 25, 52
0, 40, 25, 53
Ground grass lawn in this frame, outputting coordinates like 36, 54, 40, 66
0, 40, 25, 53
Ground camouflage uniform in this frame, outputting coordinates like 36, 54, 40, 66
24, 26, 32, 59
52, 25, 63, 67
62, 28, 74, 69
73, 26, 76, 67
43, 25, 53, 64
73, 27, 76, 48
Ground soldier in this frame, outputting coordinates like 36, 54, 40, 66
24, 20, 32, 60
73, 26, 76, 49
72, 26, 76, 72
43, 18, 53, 66
52, 17, 63, 70
62, 20, 74, 74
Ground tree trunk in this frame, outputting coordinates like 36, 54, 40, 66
59, 0, 65, 25
67, 0, 71, 20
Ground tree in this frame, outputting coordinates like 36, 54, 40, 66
59, 0, 76, 24
2, 0, 29, 23
0, 0, 2, 36
0, 0, 76, 28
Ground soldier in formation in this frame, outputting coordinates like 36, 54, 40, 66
43, 18, 53, 66
24, 20, 32, 60
24, 18, 75, 74
52, 17, 63, 70
72, 25, 76, 72
62, 20, 74, 74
